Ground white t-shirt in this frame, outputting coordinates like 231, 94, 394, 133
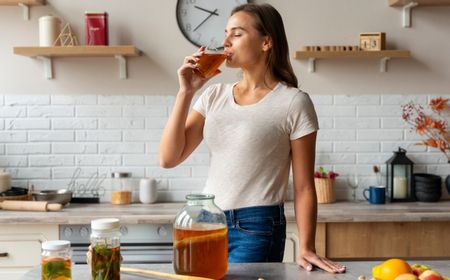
193, 82, 319, 210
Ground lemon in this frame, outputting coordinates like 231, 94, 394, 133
372, 259, 412, 280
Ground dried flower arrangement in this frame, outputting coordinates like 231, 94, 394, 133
402, 97, 450, 162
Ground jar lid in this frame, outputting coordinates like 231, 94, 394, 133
91, 218, 120, 232
42, 240, 70, 250
39, 15, 61, 22
111, 172, 131, 178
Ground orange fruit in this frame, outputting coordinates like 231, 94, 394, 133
373, 259, 412, 280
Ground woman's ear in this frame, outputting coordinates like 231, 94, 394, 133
262, 36, 272, 52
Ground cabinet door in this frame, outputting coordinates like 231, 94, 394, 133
0, 224, 58, 278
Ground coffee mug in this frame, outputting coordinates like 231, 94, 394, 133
139, 178, 157, 204
363, 186, 386, 204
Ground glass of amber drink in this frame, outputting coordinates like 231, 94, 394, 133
173, 194, 228, 279
195, 49, 227, 79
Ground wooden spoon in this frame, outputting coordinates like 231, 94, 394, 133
121, 267, 215, 280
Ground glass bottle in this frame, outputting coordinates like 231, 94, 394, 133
41, 240, 71, 280
173, 194, 228, 279
111, 172, 132, 205
90, 218, 121, 280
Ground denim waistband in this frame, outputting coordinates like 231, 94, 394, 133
224, 203, 285, 224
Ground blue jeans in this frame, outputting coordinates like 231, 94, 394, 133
224, 204, 286, 263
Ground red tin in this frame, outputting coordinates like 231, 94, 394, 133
85, 12, 108, 45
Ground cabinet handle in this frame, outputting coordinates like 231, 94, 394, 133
0, 252, 8, 257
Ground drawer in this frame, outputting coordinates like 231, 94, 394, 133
0, 235, 44, 267
0, 225, 58, 268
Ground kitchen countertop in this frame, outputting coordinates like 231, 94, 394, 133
2, 200, 450, 225
21, 261, 450, 280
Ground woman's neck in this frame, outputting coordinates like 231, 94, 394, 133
240, 68, 278, 92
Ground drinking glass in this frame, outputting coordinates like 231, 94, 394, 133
347, 174, 359, 201
195, 49, 227, 78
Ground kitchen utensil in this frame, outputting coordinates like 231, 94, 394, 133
121, 267, 214, 280
0, 200, 62, 211
33, 189, 72, 205
0, 184, 33, 202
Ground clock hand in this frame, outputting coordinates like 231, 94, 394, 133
194, 5, 219, 16
193, 9, 218, 32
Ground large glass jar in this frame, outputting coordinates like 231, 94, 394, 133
111, 172, 132, 205
90, 218, 121, 280
173, 194, 228, 279
41, 240, 71, 280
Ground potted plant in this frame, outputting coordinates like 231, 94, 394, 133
314, 167, 339, 204
402, 97, 450, 199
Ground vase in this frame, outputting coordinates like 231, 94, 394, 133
314, 178, 336, 204
413, 173, 441, 202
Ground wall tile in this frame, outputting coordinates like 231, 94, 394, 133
0, 94, 447, 202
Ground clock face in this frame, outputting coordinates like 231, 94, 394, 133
176, 0, 248, 50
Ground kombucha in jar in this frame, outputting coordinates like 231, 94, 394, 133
173, 194, 228, 279
41, 240, 71, 280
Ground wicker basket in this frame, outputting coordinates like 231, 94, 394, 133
314, 178, 336, 204
0, 184, 33, 202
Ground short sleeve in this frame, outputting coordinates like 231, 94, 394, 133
192, 84, 218, 117
287, 91, 319, 140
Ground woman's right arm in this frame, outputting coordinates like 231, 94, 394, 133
159, 92, 205, 168
159, 47, 216, 168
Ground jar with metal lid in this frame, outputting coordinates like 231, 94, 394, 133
173, 194, 228, 279
41, 240, 71, 280
111, 172, 132, 205
90, 218, 121, 280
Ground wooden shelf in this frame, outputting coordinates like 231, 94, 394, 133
388, 0, 450, 27
14, 46, 140, 57
13, 46, 141, 79
0, 0, 45, 20
389, 0, 450, 6
294, 50, 411, 73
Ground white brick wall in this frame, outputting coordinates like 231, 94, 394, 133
1, 94, 449, 202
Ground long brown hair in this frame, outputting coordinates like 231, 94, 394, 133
231, 3, 298, 88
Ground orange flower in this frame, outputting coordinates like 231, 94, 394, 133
430, 97, 449, 112
422, 138, 438, 148
402, 97, 450, 162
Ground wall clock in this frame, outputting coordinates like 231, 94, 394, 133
176, 0, 248, 50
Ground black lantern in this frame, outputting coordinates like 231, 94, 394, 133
386, 147, 415, 202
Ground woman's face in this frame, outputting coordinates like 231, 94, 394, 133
223, 11, 270, 69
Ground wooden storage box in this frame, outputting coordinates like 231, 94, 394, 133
314, 178, 336, 204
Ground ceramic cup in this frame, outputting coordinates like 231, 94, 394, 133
139, 178, 157, 204
363, 186, 386, 204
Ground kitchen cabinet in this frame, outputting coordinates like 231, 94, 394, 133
388, 0, 450, 27
0, 224, 58, 280
282, 223, 326, 263
13, 45, 141, 79
294, 50, 411, 73
0, 0, 44, 20
324, 221, 450, 259
284, 221, 450, 260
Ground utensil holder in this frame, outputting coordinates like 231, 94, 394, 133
314, 178, 336, 203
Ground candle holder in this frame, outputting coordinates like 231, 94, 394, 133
385, 147, 415, 202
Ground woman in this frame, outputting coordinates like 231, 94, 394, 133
160, 3, 345, 273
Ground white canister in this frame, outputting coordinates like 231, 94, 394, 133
39, 15, 61, 46
139, 178, 157, 204
0, 169, 11, 193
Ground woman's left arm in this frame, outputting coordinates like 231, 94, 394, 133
291, 131, 346, 273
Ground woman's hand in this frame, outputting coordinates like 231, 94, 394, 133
177, 46, 220, 95
297, 249, 346, 273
